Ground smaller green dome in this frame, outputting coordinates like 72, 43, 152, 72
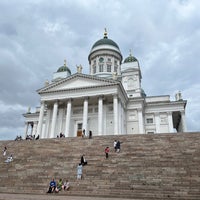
57, 60, 71, 74
124, 52, 138, 63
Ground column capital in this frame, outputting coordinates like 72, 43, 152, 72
55, 99, 59, 103
113, 94, 118, 99
98, 95, 104, 99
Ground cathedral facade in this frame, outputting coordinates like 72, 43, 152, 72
23, 31, 187, 138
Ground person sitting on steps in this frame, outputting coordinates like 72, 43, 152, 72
5, 154, 13, 163
47, 178, 57, 193
62, 179, 70, 190
57, 178, 63, 191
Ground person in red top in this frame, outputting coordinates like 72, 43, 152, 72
105, 147, 110, 159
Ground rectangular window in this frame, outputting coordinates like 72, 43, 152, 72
146, 118, 153, 124
107, 58, 111, 62
78, 123, 82, 130
99, 64, 103, 72
107, 64, 111, 72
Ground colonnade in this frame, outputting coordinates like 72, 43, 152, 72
32, 95, 125, 138
24, 103, 187, 138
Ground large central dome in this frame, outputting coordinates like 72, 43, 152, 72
88, 30, 123, 79
91, 35, 120, 50
89, 29, 122, 56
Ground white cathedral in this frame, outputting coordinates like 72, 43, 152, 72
23, 30, 187, 138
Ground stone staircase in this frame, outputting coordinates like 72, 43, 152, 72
0, 132, 200, 199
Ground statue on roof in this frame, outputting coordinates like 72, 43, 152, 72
77, 64, 82, 73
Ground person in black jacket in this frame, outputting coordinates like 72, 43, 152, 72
80, 154, 87, 166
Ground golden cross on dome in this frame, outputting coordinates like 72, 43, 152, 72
129, 49, 132, 56
104, 28, 108, 38
64, 59, 67, 66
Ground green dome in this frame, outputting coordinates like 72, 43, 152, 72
57, 65, 71, 74
124, 54, 138, 63
92, 37, 119, 49
91, 30, 120, 50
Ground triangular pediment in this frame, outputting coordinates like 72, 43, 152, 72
38, 73, 118, 93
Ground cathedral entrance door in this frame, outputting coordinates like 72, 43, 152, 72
77, 122, 83, 137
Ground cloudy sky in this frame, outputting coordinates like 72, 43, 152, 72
0, 0, 200, 140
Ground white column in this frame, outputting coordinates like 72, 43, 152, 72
168, 112, 174, 133
118, 101, 122, 135
50, 101, 58, 138
24, 122, 29, 138
44, 109, 51, 138
36, 101, 45, 137
181, 111, 187, 132
122, 104, 126, 135
98, 96, 103, 135
155, 113, 160, 133
113, 95, 118, 135
41, 122, 47, 139
58, 108, 64, 134
65, 99, 72, 137
103, 104, 106, 135
82, 98, 88, 136
32, 122, 37, 136
138, 109, 144, 134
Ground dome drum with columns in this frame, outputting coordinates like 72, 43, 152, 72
23, 30, 187, 138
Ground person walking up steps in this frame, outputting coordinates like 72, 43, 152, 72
105, 147, 110, 159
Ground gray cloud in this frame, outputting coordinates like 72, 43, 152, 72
0, 0, 200, 140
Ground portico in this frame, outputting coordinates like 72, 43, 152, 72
32, 75, 127, 138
